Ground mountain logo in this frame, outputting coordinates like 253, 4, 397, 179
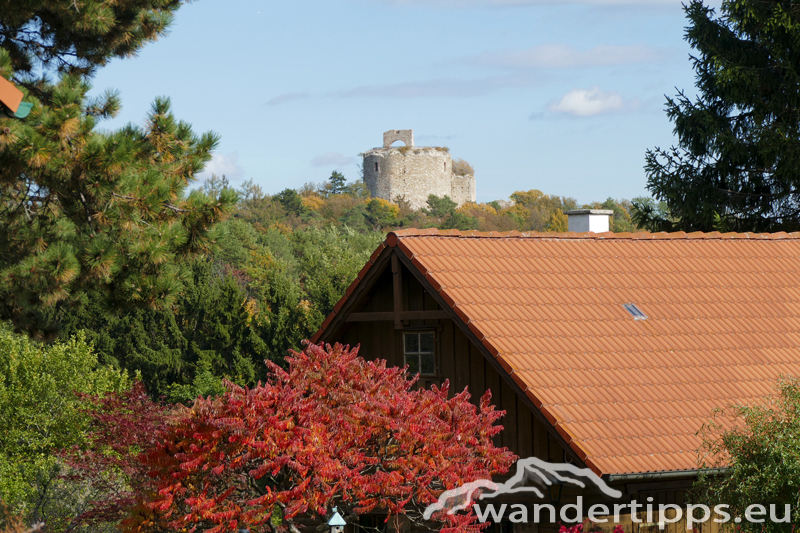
423, 457, 622, 519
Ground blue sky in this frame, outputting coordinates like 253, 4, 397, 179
89, 0, 720, 205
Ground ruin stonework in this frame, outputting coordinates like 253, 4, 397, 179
362, 130, 476, 211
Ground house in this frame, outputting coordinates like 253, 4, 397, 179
311, 217, 800, 530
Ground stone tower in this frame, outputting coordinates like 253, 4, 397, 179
362, 129, 476, 211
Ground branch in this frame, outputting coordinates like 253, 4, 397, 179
163, 202, 188, 213
79, 192, 96, 236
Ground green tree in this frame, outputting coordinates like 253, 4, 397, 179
292, 226, 384, 316
200, 173, 233, 200
364, 198, 399, 230
0, 0, 236, 336
642, 0, 800, 232
546, 209, 568, 232
423, 194, 458, 219
694, 376, 800, 532
344, 179, 370, 199
0, 323, 129, 525
423, 195, 478, 231
1, 0, 182, 76
509, 189, 577, 232
237, 178, 264, 202
630, 196, 675, 230
328, 170, 346, 195
275, 188, 306, 217
0, 70, 236, 336
52, 258, 270, 398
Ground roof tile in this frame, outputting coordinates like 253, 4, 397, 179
381, 229, 800, 475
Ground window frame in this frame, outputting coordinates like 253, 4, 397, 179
403, 330, 437, 377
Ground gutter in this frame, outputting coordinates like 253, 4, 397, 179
606, 468, 728, 483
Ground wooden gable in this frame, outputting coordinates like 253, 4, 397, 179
317, 247, 576, 465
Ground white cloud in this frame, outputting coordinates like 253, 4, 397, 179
265, 92, 310, 106
197, 152, 245, 181
470, 44, 665, 69
311, 152, 357, 167
549, 86, 626, 116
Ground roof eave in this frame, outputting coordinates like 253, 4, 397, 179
605, 467, 727, 483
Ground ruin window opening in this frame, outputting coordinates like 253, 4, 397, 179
374, 162, 378, 172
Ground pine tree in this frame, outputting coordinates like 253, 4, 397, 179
0, 1, 237, 335
328, 170, 346, 195
1, 0, 183, 76
641, 0, 800, 232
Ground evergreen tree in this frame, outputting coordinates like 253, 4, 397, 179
641, 0, 800, 232
52, 259, 273, 398
1, 0, 183, 76
328, 170, 346, 195
423, 194, 478, 231
0, 67, 236, 335
275, 188, 306, 217
0, 1, 236, 336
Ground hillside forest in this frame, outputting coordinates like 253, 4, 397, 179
53, 171, 655, 401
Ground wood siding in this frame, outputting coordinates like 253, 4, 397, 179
334, 259, 558, 462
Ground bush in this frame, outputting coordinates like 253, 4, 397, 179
452, 158, 474, 176
0, 324, 129, 526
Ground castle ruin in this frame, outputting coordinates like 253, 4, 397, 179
362, 130, 476, 211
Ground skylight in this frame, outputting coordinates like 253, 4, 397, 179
623, 303, 648, 320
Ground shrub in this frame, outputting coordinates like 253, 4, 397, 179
452, 158, 474, 176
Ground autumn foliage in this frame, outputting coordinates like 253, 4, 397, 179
82, 343, 515, 533
62, 382, 169, 529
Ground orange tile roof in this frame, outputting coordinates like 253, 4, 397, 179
0, 75, 23, 114
314, 228, 800, 476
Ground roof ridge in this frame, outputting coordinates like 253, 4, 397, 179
386, 228, 800, 243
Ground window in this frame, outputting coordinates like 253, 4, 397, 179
374, 162, 379, 171
623, 303, 648, 320
444, 162, 447, 171
404, 332, 435, 375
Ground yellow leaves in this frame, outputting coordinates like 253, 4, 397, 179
269, 222, 292, 235
242, 298, 261, 326
371, 198, 400, 219
546, 208, 568, 232
457, 202, 496, 216
452, 158, 474, 176
301, 195, 324, 212
509, 189, 545, 207
501, 203, 530, 221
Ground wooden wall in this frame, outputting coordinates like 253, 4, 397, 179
333, 260, 563, 463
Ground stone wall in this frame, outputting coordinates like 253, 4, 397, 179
362, 130, 478, 211
450, 174, 476, 206
383, 129, 414, 149
363, 147, 453, 211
